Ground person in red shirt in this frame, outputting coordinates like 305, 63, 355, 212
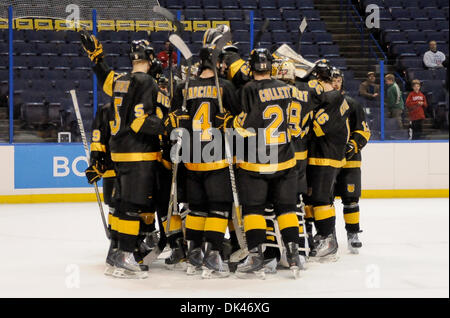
405, 79, 428, 140
157, 41, 177, 69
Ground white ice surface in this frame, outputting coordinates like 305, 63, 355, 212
0, 199, 448, 298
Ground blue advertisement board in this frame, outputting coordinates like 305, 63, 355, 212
14, 144, 100, 189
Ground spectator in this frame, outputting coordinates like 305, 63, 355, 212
385, 73, 405, 129
157, 41, 177, 70
359, 72, 380, 107
423, 41, 446, 69
405, 80, 428, 140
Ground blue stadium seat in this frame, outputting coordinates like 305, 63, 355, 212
435, 20, 449, 31
329, 57, 347, 69
259, 0, 277, 9
410, 69, 435, 80
296, 0, 315, 10
204, 9, 224, 20
70, 56, 91, 70
220, 0, 238, 9
129, 31, 150, 42
185, 0, 202, 9
391, 8, 411, 20
263, 9, 282, 21
203, 0, 220, 8
239, 0, 258, 9
433, 68, 447, 80
391, 44, 416, 56
66, 31, 81, 44
184, 10, 205, 20
15, 42, 37, 56
417, 20, 437, 31
301, 10, 321, 21
378, 9, 393, 20
399, 57, 424, 69
165, 0, 183, 9
23, 103, 48, 125
42, 69, 65, 80
12, 30, 26, 43
150, 32, 168, 43
26, 31, 47, 44
384, 32, 409, 44
283, 10, 302, 21
278, 0, 296, 10
273, 33, 293, 45
414, 43, 429, 55
230, 21, 247, 31
426, 31, 447, 43
320, 45, 340, 58
308, 21, 327, 32
407, 31, 428, 44
233, 30, 251, 44
409, 9, 429, 21
383, 0, 403, 9
97, 31, 112, 43
223, 10, 243, 21
60, 44, 81, 57
191, 32, 205, 44
300, 33, 314, 44
48, 32, 67, 44
402, 0, 419, 8
111, 32, 129, 44
301, 45, 319, 58
314, 33, 333, 44
399, 20, 419, 31
425, 8, 447, 20
17, 69, 41, 80
381, 20, 400, 32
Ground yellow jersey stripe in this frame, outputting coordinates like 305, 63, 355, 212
111, 152, 161, 162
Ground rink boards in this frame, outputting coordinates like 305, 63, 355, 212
0, 142, 448, 203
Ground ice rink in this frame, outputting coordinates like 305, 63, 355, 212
0, 198, 448, 298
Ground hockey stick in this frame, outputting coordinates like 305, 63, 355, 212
142, 34, 193, 267
70, 90, 110, 240
254, 19, 270, 49
211, 32, 248, 256
153, 6, 185, 35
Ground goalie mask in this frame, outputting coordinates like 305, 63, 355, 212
275, 60, 296, 83
249, 48, 273, 72
130, 39, 155, 62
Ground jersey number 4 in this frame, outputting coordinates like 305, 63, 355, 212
193, 102, 213, 141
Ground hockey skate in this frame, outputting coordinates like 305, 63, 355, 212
310, 233, 339, 263
186, 241, 204, 275
235, 245, 266, 280
165, 238, 187, 271
201, 243, 230, 279
263, 257, 278, 274
104, 241, 118, 276
286, 242, 305, 279
112, 250, 148, 279
347, 232, 362, 254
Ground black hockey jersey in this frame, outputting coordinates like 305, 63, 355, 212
89, 103, 115, 178
93, 59, 164, 163
343, 95, 371, 168
307, 89, 351, 168
232, 78, 296, 173
171, 76, 240, 171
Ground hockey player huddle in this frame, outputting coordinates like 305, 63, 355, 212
81, 24, 370, 280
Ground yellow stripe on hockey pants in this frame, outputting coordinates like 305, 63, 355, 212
163, 215, 182, 233
277, 212, 300, 244
313, 205, 336, 237
243, 214, 267, 250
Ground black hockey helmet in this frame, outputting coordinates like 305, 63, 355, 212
313, 59, 333, 81
158, 76, 169, 88
149, 58, 163, 79
249, 48, 273, 72
129, 39, 154, 62
331, 66, 344, 79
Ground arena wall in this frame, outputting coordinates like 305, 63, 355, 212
0, 142, 448, 203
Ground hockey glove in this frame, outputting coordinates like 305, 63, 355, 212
164, 109, 191, 137
85, 165, 103, 184
215, 112, 234, 132
80, 30, 104, 63
345, 140, 358, 160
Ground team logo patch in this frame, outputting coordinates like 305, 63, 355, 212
347, 184, 355, 193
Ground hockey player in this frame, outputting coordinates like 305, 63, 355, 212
81, 32, 165, 279
167, 26, 241, 278
219, 43, 251, 90
218, 48, 302, 278
304, 60, 352, 261
331, 68, 371, 254
84, 102, 120, 276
